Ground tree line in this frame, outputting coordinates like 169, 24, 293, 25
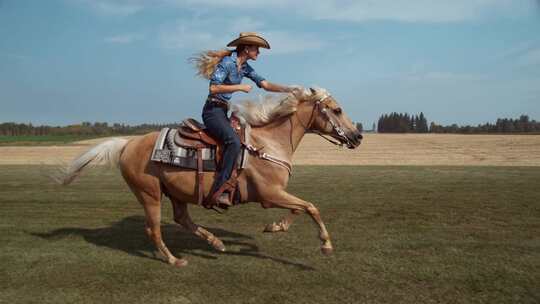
377, 113, 540, 134
429, 115, 540, 134
377, 112, 429, 133
0, 121, 179, 136
2, 113, 539, 136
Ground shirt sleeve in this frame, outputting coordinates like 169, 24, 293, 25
244, 63, 266, 88
209, 59, 232, 85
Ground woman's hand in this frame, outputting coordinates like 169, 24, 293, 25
287, 85, 303, 94
239, 84, 252, 93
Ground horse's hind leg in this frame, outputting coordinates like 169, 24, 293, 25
132, 189, 188, 267
264, 210, 301, 232
171, 200, 226, 252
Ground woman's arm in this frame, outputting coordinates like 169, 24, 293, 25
210, 84, 252, 94
209, 57, 252, 95
260, 80, 295, 93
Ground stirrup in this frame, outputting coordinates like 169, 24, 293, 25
203, 190, 222, 209
204, 192, 231, 210
204, 178, 237, 210
217, 193, 232, 207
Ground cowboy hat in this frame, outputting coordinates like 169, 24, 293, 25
226, 32, 271, 49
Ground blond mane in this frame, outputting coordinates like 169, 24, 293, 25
232, 87, 330, 127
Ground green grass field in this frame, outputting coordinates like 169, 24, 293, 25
0, 135, 107, 146
1, 165, 539, 304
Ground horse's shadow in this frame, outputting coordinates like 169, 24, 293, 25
30, 215, 314, 270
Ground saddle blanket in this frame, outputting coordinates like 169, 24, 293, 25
150, 128, 247, 171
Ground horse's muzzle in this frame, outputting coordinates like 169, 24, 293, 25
346, 131, 362, 149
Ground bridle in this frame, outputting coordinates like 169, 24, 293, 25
294, 94, 354, 148
245, 93, 354, 176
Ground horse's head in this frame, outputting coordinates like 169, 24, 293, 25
294, 87, 362, 149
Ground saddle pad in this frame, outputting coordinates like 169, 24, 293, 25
150, 128, 247, 171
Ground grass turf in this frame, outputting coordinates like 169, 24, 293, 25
0, 165, 539, 303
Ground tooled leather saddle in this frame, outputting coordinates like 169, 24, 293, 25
151, 115, 246, 208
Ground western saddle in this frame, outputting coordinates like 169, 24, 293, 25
175, 116, 245, 209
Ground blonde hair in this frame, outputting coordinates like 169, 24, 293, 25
190, 49, 233, 80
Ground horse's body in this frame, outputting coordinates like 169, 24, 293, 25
61, 88, 362, 266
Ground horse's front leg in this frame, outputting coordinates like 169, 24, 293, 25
263, 210, 301, 233
261, 190, 333, 255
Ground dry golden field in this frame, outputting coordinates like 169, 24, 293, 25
294, 133, 540, 166
1, 133, 539, 166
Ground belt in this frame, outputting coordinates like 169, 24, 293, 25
206, 96, 229, 109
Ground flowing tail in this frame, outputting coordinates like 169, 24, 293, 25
55, 138, 129, 185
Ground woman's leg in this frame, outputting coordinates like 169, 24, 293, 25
202, 104, 242, 204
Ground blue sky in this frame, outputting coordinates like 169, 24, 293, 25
1, 0, 539, 127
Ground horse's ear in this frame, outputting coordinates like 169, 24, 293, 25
309, 87, 317, 95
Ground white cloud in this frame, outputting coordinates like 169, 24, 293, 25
70, 0, 144, 16
159, 23, 225, 50
516, 47, 540, 66
414, 70, 489, 81
73, 0, 537, 22
104, 33, 145, 44
495, 40, 537, 59
0, 52, 30, 61
261, 31, 324, 54
94, 1, 143, 15
494, 40, 540, 67
305, 0, 535, 23
163, 0, 290, 9
228, 17, 264, 33
159, 18, 323, 54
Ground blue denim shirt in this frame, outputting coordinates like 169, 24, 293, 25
209, 52, 265, 101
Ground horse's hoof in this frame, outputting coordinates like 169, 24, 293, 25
173, 259, 188, 267
211, 239, 226, 252
263, 222, 281, 233
321, 246, 333, 256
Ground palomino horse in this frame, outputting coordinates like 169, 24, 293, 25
59, 87, 362, 267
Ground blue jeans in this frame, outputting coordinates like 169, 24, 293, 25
202, 102, 241, 194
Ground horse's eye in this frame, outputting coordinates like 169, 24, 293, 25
333, 107, 342, 115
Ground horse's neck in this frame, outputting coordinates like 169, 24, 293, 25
249, 105, 311, 159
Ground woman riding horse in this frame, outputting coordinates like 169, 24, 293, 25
58, 34, 363, 267
197, 32, 295, 208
